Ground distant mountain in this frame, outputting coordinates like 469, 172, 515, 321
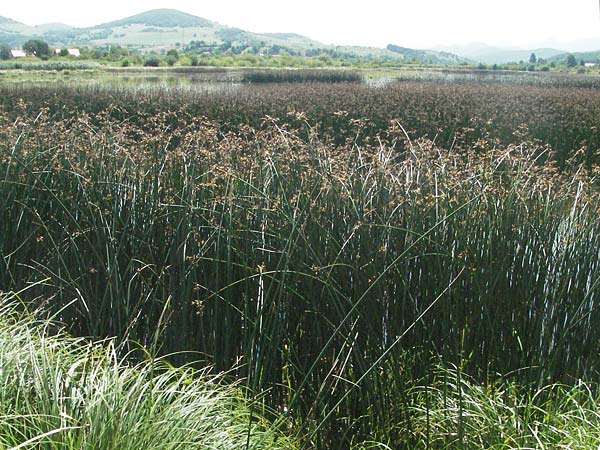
0, 8, 466, 64
386, 44, 464, 65
547, 50, 600, 65
434, 42, 566, 64
0, 15, 18, 25
34, 23, 74, 32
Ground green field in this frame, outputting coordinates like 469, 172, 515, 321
1, 71, 600, 449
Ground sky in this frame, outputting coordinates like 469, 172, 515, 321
2, 0, 600, 51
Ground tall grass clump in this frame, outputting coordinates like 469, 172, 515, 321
408, 365, 600, 449
0, 292, 296, 450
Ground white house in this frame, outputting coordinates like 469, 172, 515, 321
584, 62, 597, 68
10, 49, 27, 58
55, 48, 81, 57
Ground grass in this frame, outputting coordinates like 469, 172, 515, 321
0, 61, 100, 71
0, 292, 296, 450
408, 365, 600, 449
1, 81, 600, 447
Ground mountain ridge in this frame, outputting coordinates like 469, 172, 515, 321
0, 8, 465, 64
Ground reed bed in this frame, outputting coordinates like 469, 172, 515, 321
242, 69, 363, 83
0, 61, 100, 71
1, 80, 599, 162
1, 82, 600, 448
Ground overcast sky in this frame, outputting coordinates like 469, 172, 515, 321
2, 0, 600, 50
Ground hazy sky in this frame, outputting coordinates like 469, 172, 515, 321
2, 0, 600, 50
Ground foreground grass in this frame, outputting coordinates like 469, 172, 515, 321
409, 366, 600, 449
0, 294, 296, 450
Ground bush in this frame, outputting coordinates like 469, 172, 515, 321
166, 55, 177, 66
144, 56, 161, 67
166, 49, 179, 60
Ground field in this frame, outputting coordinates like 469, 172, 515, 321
1, 71, 600, 449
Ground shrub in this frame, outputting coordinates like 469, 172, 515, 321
144, 56, 161, 67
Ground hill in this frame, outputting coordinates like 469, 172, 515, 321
34, 23, 74, 32
387, 44, 464, 65
96, 9, 213, 29
434, 42, 566, 64
547, 50, 600, 65
0, 16, 19, 25
0, 8, 466, 64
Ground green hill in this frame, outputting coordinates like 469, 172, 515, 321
97, 9, 213, 29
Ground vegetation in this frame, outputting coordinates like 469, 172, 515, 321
0, 42, 10, 60
409, 366, 600, 449
22, 39, 51, 58
97, 8, 213, 28
143, 56, 161, 67
0, 294, 296, 449
1, 77, 600, 447
0, 60, 99, 70
241, 69, 363, 83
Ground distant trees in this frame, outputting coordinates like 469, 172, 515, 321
143, 56, 161, 67
166, 49, 179, 66
566, 54, 577, 67
0, 43, 10, 60
23, 39, 50, 58
529, 52, 537, 64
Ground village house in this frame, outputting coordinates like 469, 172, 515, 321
54, 48, 81, 57
10, 49, 27, 58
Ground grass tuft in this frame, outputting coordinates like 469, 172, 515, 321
0, 293, 296, 450
409, 365, 600, 449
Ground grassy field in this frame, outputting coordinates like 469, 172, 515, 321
1, 74, 600, 448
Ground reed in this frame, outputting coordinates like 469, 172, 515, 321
242, 69, 363, 83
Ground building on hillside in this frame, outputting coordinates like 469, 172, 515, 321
55, 48, 81, 57
584, 62, 597, 68
10, 49, 27, 58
